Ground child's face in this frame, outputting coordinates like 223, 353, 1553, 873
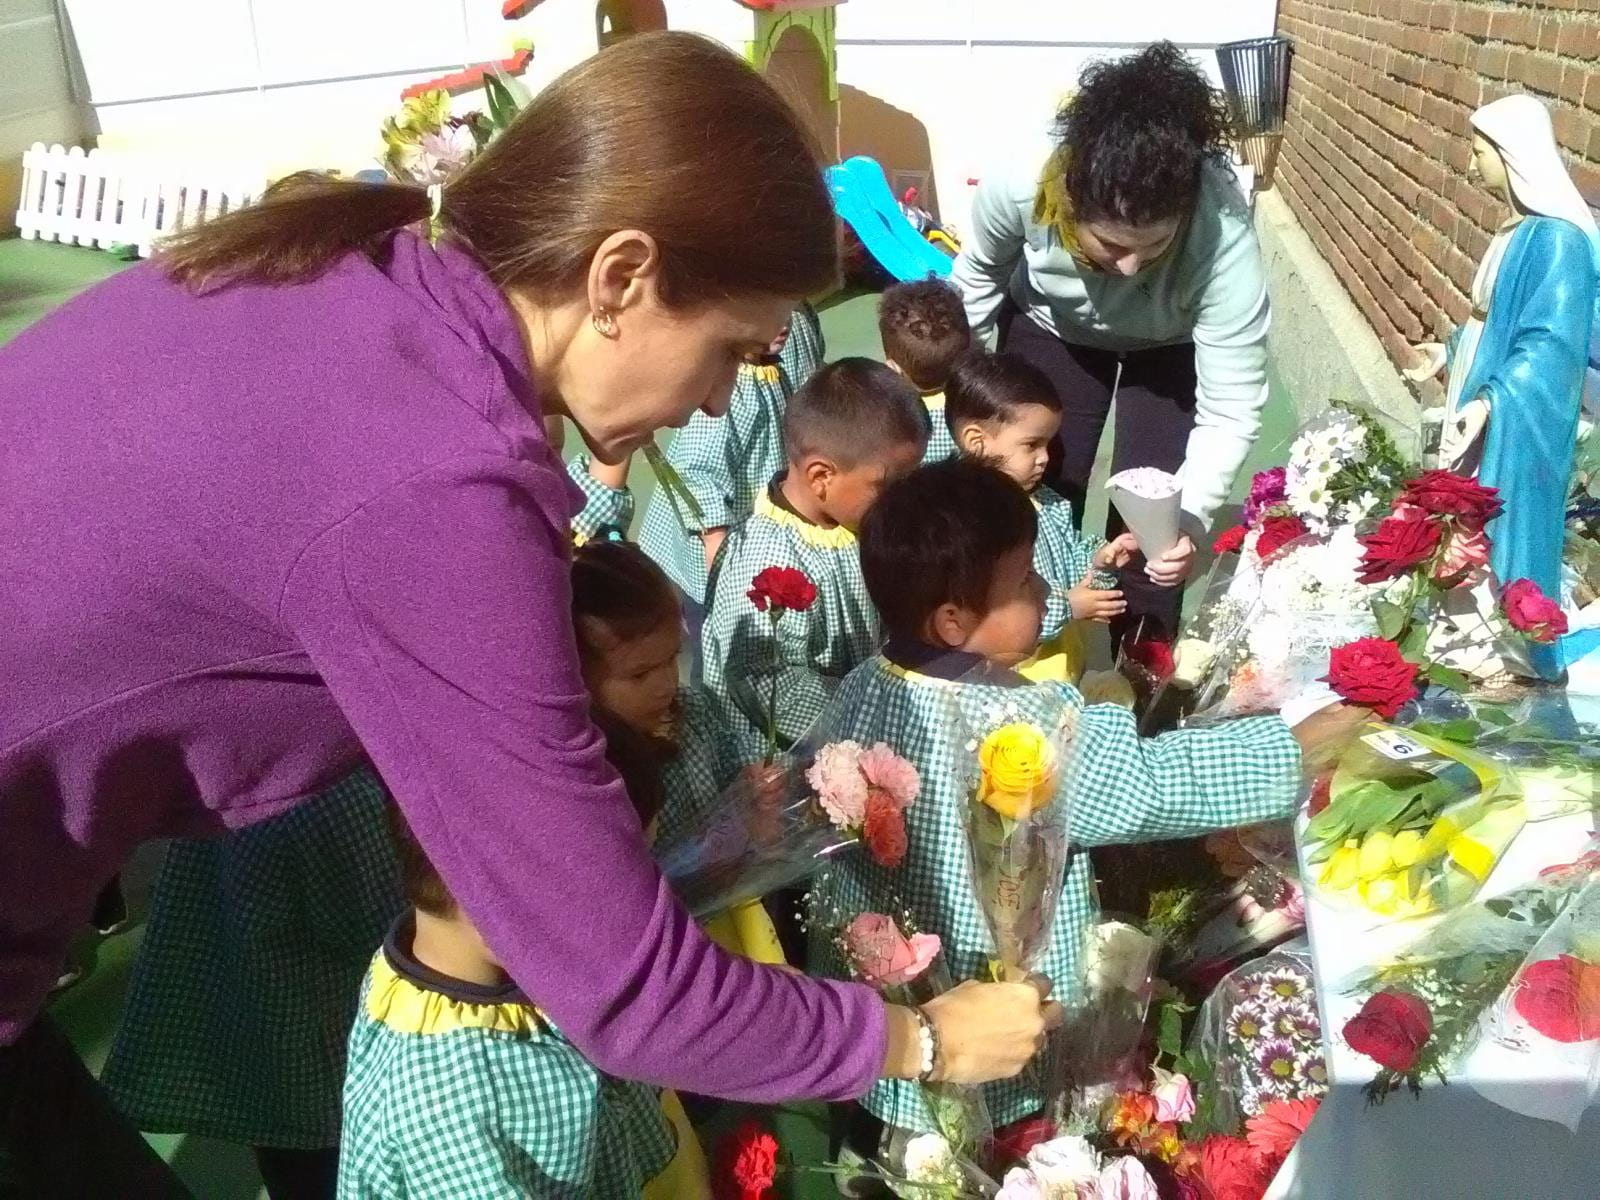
815, 441, 926, 532
957, 541, 1047, 666
583, 616, 682, 738
960, 404, 1061, 493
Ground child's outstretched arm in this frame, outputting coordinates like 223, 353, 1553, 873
567, 453, 633, 544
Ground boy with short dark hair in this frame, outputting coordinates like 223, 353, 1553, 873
878, 279, 972, 463
701, 357, 930, 762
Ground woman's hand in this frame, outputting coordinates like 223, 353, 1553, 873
884, 975, 1063, 1085
1144, 534, 1195, 587
1403, 341, 1447, 383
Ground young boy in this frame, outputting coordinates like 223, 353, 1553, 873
808, 459, 1347, 1140
878, 279, 971, 464
945, 350, 1138, 681
338, 813, 688, 1199
701, 358, 929, 763
636, 303, 825, 619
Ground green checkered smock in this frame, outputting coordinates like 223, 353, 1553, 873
922, 393, 955, 465
102, 767, 404, 1148
806, 644, 1300, 1129
1033, 484, 1113, 643
337, 921, 675, 1198
701, 489, 880, 765
637, 304, 825, 604
653, 686, 742, 848
566, 454, 633, 545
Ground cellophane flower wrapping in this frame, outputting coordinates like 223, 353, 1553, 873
1468, 858, 1600, 1130
1188, 945, 1326, 1133
959, 696, 1078, 979
1340, 844, 1598, 1100
1300, 720, 1528, 920
654, 715, 861, 919
1056, 920, 1162, 1118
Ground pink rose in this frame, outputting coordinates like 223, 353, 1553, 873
996, 1168, 1047, 1200
1432, 525, 1490, 585
1097, 1155, 1159, 1200
842, 913, 940, 988
806, 741, 867, 828
857, 743, 920, 810
1151, 1067, 1196, 1124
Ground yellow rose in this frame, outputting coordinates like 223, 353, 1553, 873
978, 723, 1057, 819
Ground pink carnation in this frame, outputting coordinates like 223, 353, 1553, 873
857, 743, 920, 810
806, 741, 867, 828
842, 913, 940, 988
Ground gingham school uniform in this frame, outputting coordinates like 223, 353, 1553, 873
653, 686, 743, 848
637, 304, 825, 605
338, 916, 676, 1199
102, 767, 404, 1149
807, 639, 1300, 1129
701, 484, 880, 764
1033, 484, 1113, 644
566, 454, 633, 545
922, 392, 955, 464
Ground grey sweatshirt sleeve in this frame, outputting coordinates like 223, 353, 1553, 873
950, 174, 1027, 348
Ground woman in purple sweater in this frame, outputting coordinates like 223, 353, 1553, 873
0, 33, 1057, 1193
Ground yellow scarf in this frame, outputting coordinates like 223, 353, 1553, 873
1032, 146, 1097, 272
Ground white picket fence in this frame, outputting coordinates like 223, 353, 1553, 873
14, 143, 264, 258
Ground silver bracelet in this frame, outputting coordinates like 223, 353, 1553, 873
912, 1006, 940, 1082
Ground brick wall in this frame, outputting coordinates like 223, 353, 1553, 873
1274, 0, 1599, 376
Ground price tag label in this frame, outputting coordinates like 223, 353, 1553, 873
1362, 729, 1430, 762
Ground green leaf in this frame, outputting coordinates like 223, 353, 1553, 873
1158, 1002, 1185, 1059
1426, 664, 1471, 693
1485, 897, 1513, 918
1481, 707, 1516, 727
1398, 622, 1430, 660
1373, 598, 1410, 641
482, 74, 517, 131
1411, 718, 1478, 744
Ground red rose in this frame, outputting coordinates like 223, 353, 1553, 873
1342, 989, 1432, 1073
1502, 578, 1568, 644
863, 788, 908, 868
1513, 954, 1600, 1043
1356, 505, 1443, 584
716, 1119, 779, 1200
1198, 1134, 1270, 1200
1321, 637, 1420, 720
991, 1114, 1057, 1164
1212, 524, 1248, 555
1255, 515, 1308, 560
1398, 470, 1503, 529
747, 566, 817, 614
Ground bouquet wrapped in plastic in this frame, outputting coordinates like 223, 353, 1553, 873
1056, 919, 1163, 1115
1301, 720, 1525, 920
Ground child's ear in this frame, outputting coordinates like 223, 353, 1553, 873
957, 423, 986, 457
928, 601, 974, 649
800, 455, 835, 499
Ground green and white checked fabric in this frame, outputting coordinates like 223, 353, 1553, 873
701, 496, 880, 765
807, 657, 1300, 1127
337, 970, 675, 1198
566, 454, 634, 545
636, 304, 825, 604
1033, 484, 1113, 642
653, 686, 744, 847
922, 394, 956, 465
101, 767, 403, 1148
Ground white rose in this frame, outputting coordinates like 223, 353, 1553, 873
1025, 1135, 1103, 1191
902, 1133, 956, 1184
1084, 921, 1156, 995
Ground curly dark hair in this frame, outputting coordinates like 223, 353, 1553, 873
1055, 41, 1232, 226
877, 278, 972, 391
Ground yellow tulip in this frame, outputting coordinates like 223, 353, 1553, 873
1321, 841, 1361, 891
1360, 872, 1400, 914
1358, 831, 1395, 880
978, 723, 1057, 819
1390, 830, 1423, 869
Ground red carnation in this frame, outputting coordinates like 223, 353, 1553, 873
1342, 989, 1432, 1073
1255, 515, 1308, 560
1501, 578, 1568, 644
716, 1119, 779, 1200
1322, 637, 1420, 720
1198, 1133, 1271, 1200
1125, 636, 1176, 679
862, 788, 908, 868
748, 566, 817, 614
1398, 470, 1503, 529
1513, 954, 1600, 1043
1356, 505, 1443, 585
1212, 524, 1248, 555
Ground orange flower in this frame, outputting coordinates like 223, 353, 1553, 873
1108, 1091, 1156, 1145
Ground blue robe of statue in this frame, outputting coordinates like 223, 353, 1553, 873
1452, 215, 1600, 680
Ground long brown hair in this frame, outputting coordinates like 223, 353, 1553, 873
162, 33, 838, 304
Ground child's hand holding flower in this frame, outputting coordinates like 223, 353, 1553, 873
1068, 571, 1126, 623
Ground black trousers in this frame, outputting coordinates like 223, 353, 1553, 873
1000, 309, 1198, 645
0, 1016, 191, 1198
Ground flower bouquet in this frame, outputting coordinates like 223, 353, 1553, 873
654, 733, 919, 919
1301, 720, 1524, 919
1339, 843, 1599, 1102
1055, 921, 1162, 1118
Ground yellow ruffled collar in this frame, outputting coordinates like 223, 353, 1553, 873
741, 360, 782, 384
754, 488, 856, 550
366, 942, 544, 1038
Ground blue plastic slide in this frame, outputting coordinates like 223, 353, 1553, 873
826, 156, 953, 281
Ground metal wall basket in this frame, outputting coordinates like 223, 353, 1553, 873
1215, 35, 1294, 186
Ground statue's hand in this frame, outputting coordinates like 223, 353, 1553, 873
1439, 396, 1491, 468
1403, 341, 1448, 383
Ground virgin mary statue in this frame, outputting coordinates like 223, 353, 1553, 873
1433, 94, 1600, 682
